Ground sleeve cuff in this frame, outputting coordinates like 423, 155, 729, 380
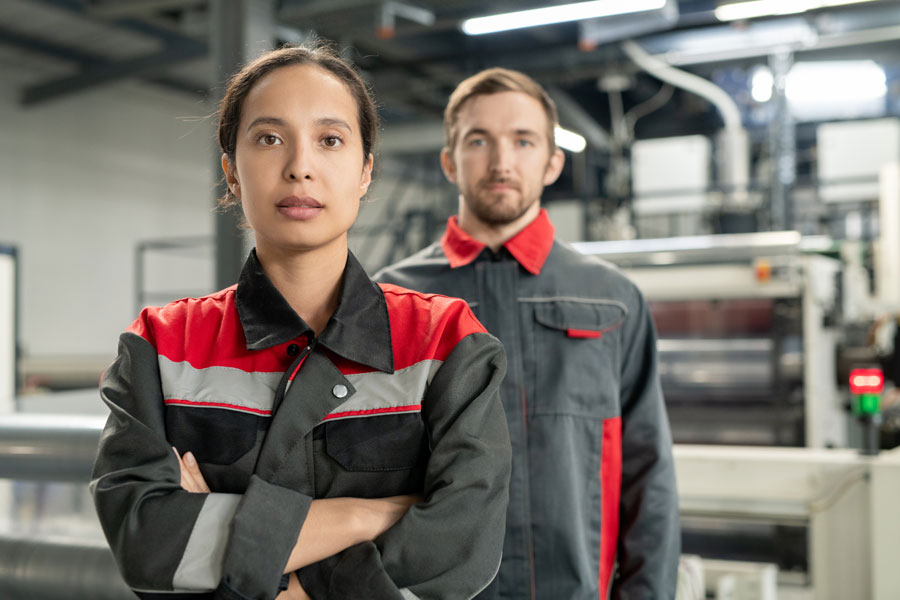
296, 542, 404, 600
216, 475, 312, 600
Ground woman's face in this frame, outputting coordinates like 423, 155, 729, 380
225, 63, 372, 255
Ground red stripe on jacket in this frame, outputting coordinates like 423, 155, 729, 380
322, 404, 422, 420
163, 398, 273, 416
599, 417, 622, 597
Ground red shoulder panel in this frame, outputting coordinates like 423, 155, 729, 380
126, 286, 297, 373
379, 283, 487, 371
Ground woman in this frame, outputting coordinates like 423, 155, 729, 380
91, 42, 511, 600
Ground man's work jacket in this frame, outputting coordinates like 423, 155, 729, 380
376, 210, 680, 600
91, 249, 511, 600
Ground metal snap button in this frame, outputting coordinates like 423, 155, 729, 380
332, 384, 348, 398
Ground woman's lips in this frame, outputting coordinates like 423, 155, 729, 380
277, 196, 323, 220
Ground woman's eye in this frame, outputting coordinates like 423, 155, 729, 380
258, 134, 281, 146
322, 135, 343, 148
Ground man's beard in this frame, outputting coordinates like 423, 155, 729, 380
463, 181, 538, 226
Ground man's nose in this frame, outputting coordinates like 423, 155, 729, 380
490, 139, 514, 174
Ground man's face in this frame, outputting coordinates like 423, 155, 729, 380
442, 91, 564, 228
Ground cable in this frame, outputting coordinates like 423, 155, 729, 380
625, 82, 674, 138
806, 466, 869, 514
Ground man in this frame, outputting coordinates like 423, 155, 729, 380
376, 68, 680, 599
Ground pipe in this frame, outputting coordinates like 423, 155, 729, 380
0, 536, 132, 600
0, 414, 104, 482
621, 39, 750, 206
547, 86, 611, 151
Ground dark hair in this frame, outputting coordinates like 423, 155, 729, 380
444, 67, 558, 152
217, 41, 378, 208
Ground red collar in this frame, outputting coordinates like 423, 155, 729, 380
440, 209, 555, 275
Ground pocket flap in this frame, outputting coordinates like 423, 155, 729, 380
325, 414, 426, 472
533, 301, 627, 336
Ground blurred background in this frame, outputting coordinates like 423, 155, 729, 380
2, 1, 900, 598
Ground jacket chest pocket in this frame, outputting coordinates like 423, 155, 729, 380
314, 413, 428, 498
531, 300, 626, 418
166, 406, 262, 465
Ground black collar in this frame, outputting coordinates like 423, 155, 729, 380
236, 249, 394, 374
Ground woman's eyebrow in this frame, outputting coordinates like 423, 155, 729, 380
245, 116, 286, 131
316, 117, 352, 131
245, 116, 352, 132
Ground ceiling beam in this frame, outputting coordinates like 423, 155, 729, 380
6, 0, 208, 104
84, 0, 205, 19
22, 42, 206, 105
33, 0, 206, 51
0, 23, 100, 67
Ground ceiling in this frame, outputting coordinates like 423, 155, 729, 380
3, 0, 900, 146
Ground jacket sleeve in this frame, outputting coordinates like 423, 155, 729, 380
90, 331, 312, 600
298, 331, 512, 600
613, 288, 681, 599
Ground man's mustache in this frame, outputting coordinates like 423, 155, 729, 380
480, 178, 520, 190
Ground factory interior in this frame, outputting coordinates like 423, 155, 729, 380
2, 0, 900, 598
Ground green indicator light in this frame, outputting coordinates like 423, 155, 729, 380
853, 393, 881, 416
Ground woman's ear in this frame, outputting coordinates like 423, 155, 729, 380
359, 153, 374, 194
221, 154, 241, 199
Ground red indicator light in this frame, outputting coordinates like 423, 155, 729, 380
849, 368, 884, 394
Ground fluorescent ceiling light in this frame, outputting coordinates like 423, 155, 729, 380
715, 0, 875, 22
555, 126, 587, 153
462, 0, 667, 36
786, 60, 886, 104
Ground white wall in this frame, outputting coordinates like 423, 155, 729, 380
0, 62, 456, 369
0, 67, 215, 362
0, 252, 14, 409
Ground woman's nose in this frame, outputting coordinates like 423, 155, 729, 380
284, 143, 313, 181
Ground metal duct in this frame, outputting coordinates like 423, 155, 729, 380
621, 39, 750, 207
0, 414, 104, 482
0, 537, 132, 600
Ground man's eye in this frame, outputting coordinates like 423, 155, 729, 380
259, 134, 281, 145
517, 139, 532, 147
469, 138, 485, 147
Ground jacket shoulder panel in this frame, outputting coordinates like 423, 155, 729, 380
373, 243, 450, 286
379, 283, 487, 371
539, 240, 645, 306
126, 286, 294, 375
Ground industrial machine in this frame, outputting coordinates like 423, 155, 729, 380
575, 231, 900, 598
574, 230, 845, 448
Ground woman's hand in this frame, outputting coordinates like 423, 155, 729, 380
173, 447, 210, 493
283, 493, 423, 572
173, 446, 422, 584
173, 449, 313, 598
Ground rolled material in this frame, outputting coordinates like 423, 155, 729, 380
0, 536, 132, 600
658, 337, 803, 398
0, 414, 104, 482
